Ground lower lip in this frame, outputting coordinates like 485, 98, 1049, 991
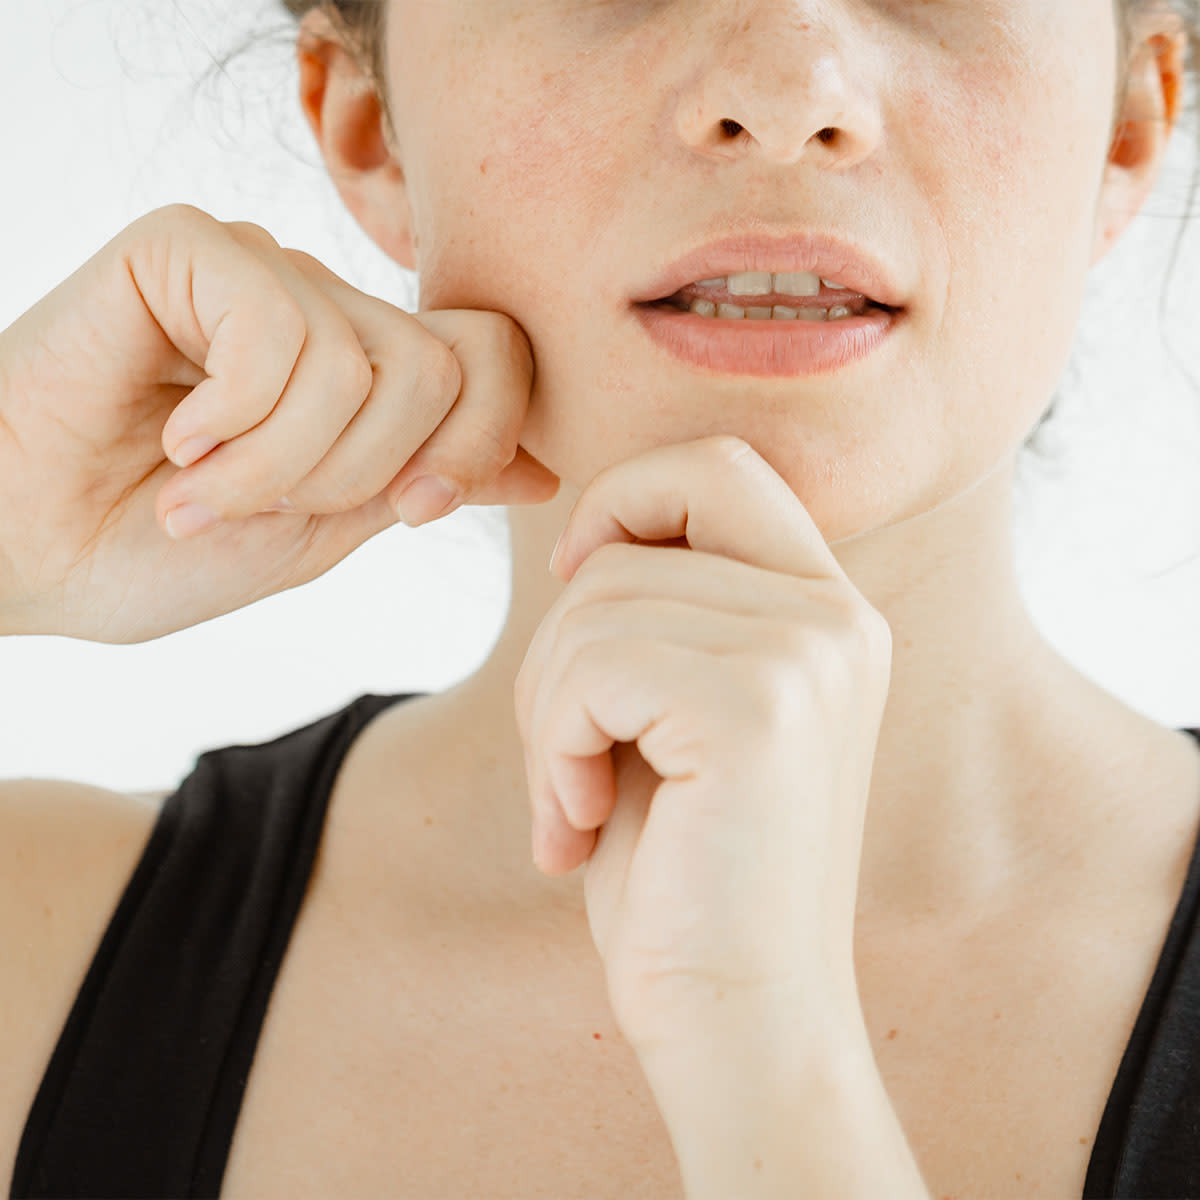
632, 303, 902, 378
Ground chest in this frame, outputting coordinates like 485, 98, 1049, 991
216, 896, 1164, 1200
216, 704, 1200, 1198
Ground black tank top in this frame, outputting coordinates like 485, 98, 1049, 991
9, 694, 1200, 1198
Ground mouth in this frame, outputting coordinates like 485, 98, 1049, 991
630, 270, 905, 378
637, 274, 900, 323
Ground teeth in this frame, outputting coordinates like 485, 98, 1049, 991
697, 271, 828, 298
688, 298, 858, 322
726, 272, 774, 296
771, 272, 822, 296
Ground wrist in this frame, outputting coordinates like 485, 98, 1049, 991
635, 1019, 929, 1200
632, 991, 874, 1132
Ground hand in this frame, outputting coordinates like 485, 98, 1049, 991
514, 436, 892, 1059
0, 203, 558, 643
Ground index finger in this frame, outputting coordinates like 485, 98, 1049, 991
549, 435, 850, 585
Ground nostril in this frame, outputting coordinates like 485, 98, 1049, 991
817, 127, 837, 144
720, 119, 744, 137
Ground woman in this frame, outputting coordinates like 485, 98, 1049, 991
2, 0, 1198, 1195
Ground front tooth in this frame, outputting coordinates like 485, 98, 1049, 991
717, 303, 747, 319
697, 277, 727, 288
726, 272, 773, 296
773, 271, 821, 297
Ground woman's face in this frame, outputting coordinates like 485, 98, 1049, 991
384, 0, 1131, 540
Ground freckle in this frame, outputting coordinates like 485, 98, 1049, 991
480, 159, 489, 174
593, 1032, 602, 1040
887, 1028, 898, 1039
754, 1158, 763, 1171
994, 1011, 1002, 1019
424, 815, 433, 826
1079, 1136, 1088, 1144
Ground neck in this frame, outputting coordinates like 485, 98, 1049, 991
443, 458, 1128, 925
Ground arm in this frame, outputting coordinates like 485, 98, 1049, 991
0, 779, 165, 1192
637, 1014, 932, 1200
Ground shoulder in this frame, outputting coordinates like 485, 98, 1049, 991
0, 779, 167, 1193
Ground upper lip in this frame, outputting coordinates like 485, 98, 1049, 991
632, 231, 907, 309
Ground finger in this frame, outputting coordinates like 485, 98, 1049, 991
246, 264, 559, 516
513, 543, 821, 754
141, 212, 308, 465
533, 638, 718, 876
530, 594, 747, 822
550, 435, 849, 586
155, 235, 379, 521
393, 309, 559, 510
274, 267, 558, 510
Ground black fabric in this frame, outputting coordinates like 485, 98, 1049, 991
1084, 726, 1200, 1199
8, 704, 1200, 1198
10, 691, 420, 1200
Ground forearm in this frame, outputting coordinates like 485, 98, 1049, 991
640, 1020, 932, 1200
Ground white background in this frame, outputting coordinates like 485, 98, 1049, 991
3, 0, 1200, 793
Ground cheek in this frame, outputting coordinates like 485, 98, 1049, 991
415, 55, 635, 312
480, 69, 633, 234
905, 44, 1108, 388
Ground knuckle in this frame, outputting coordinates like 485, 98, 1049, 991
482, 311, 535, 376
466, 419, 520, 479
224, 220, 282, 251
281, 247, 324, 273
270, 294, 309, 362
142, 202, 212, 235
731, 661, 794, 735
554, 605, 590, 653
328, 338, 376, 400
411, 335, 463, 411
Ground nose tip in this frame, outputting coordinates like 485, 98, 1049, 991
674, 26, 883, 169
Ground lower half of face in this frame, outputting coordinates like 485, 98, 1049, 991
395, 0, 1118, 547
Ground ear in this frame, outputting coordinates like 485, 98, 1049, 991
295, 10, 417, 270
1092, 23, 1187, 264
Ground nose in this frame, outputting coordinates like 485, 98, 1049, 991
673, 1, 884, 170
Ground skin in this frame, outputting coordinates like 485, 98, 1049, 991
296, 0, 1190, 929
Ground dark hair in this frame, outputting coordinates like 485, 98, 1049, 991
210, 0, 1200, 463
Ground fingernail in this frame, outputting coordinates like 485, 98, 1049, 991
397, 476, 458, 527
171, 435, 220, 469
165, 503, 220, 540
549, 529, 567, 576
